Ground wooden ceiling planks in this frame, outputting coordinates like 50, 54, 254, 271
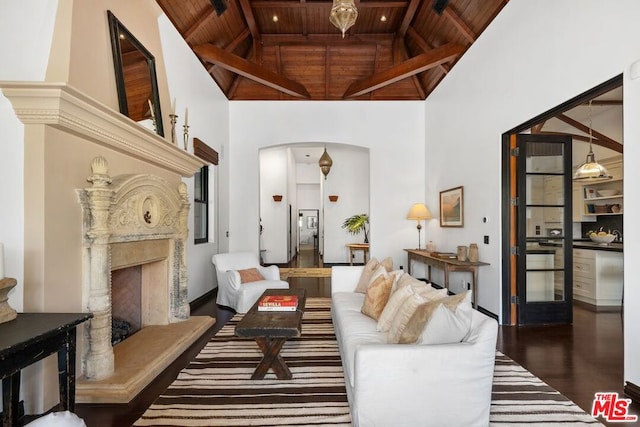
155, 0, 507, 100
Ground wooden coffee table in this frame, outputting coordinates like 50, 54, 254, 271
235, 288, 306, 380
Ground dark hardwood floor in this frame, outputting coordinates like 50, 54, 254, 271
74, 249, 637, 426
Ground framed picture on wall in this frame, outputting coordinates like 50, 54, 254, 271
440, 186, 464, 227
307, 216, 318, 229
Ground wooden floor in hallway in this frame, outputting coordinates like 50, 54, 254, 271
72, 249, 636, 426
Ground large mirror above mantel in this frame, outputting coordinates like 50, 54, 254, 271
107, 10, 164, 137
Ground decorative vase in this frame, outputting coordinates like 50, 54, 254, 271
426, 241, 435, 253
457, 245, 467, 262
468, 243, 479, 263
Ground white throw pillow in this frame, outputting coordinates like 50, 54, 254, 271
419, 291, 473, 345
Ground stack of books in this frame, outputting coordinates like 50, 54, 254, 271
258, 295, 299, 312
431, 252, 458, 260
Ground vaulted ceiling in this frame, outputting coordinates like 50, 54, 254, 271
156, 0, 508, 100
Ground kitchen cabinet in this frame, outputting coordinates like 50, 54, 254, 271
543, 175, 563, 223
574, 156, 623, 221
527, 252, 555, 301
573, 248, 623, 308
582, 179, 623, 216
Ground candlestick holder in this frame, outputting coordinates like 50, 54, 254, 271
169, 114, 178, 145
183, 124, 189, 150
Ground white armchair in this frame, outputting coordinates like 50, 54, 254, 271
212, 251, 289, 313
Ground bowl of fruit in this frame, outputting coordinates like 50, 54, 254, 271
588, 229, 616, 244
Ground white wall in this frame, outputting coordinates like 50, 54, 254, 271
423, 0, 640, 386
229, 101, 425, 269
321, 145, 369, 263
259, 147, 289, 263
0, 0, 59, 313
158, 15, 230, 298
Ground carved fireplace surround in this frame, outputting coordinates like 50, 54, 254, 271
77, 155, 190, 380
1, 82, 212, 404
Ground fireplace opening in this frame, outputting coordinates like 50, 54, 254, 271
111, 265, 142, 345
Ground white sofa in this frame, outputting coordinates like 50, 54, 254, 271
331, 266, 498, 427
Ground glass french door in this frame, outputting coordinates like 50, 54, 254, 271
515, 134, 573, 325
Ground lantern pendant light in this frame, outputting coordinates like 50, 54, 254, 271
573, 100, 612, 181
319, 147, 333, 179
329, 0, 358, 38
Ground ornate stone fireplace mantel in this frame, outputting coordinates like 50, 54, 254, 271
0, 81, 204, 176
77, 156, 191, 379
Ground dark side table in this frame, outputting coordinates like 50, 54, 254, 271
0, 313, 92, 427
235, 289, 306, 380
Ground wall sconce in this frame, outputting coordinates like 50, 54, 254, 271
328, 195, 339, 202
272, 195, 283, 202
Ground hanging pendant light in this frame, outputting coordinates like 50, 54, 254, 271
573, 100, 612, 181
319, 147, 333, 179
329, 0, 358, 38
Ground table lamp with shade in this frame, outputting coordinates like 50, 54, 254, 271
407, 203, 432, 250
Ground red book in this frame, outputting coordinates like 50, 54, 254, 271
258, 295, 299, 311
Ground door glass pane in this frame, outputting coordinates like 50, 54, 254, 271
525, 143, 566, 303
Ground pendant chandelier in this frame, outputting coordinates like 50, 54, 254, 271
573, 100, 612, 181
329, 0, 358, 38
319, 147, 333, 179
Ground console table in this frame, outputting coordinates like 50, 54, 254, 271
346, 243, 369, 265
0, 313, 92, 426
404, 249, 489, 308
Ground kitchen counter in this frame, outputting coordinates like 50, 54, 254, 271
572, 240, 623, 252
540, 240, 623, 252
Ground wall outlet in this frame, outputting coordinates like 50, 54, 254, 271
484, 235, 489, 244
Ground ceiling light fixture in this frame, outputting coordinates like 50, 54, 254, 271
329, 0, 358, 38
318, 147, 333, 179
573, 100, 612, 181
272, 15, 278, 22
380, 15, 387, 22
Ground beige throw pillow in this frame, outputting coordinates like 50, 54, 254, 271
387, 289, 449, 342
376, 288, 448, 332
361, 274, 395, 320
380, 257, 394, 272
355, 258, 380, 293
376, 285, 414, 332
396, 291, 473, 345
237, 268, 265, 284
396, 274, 433, 291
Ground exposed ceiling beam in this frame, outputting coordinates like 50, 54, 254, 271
392, 36, 425, 98
397, 0, 422, 37
194, 43, 311, 98
237, 0, 262, 63
442, 5, 476, 43
343, 43, 464, 98
531, 121, 546, 134
251, 1, 408, 8
206, 29, 251, 74
538, 131, 622, 152
184, 7, 217, 42
555, 113, 622, 152
261, 33, 392, 45
585, 100, 623, 106
406, 27, 450, 74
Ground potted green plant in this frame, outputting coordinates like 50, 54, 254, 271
342, 213, 369, 243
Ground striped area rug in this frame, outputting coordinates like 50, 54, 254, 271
134, 298, 603, 426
